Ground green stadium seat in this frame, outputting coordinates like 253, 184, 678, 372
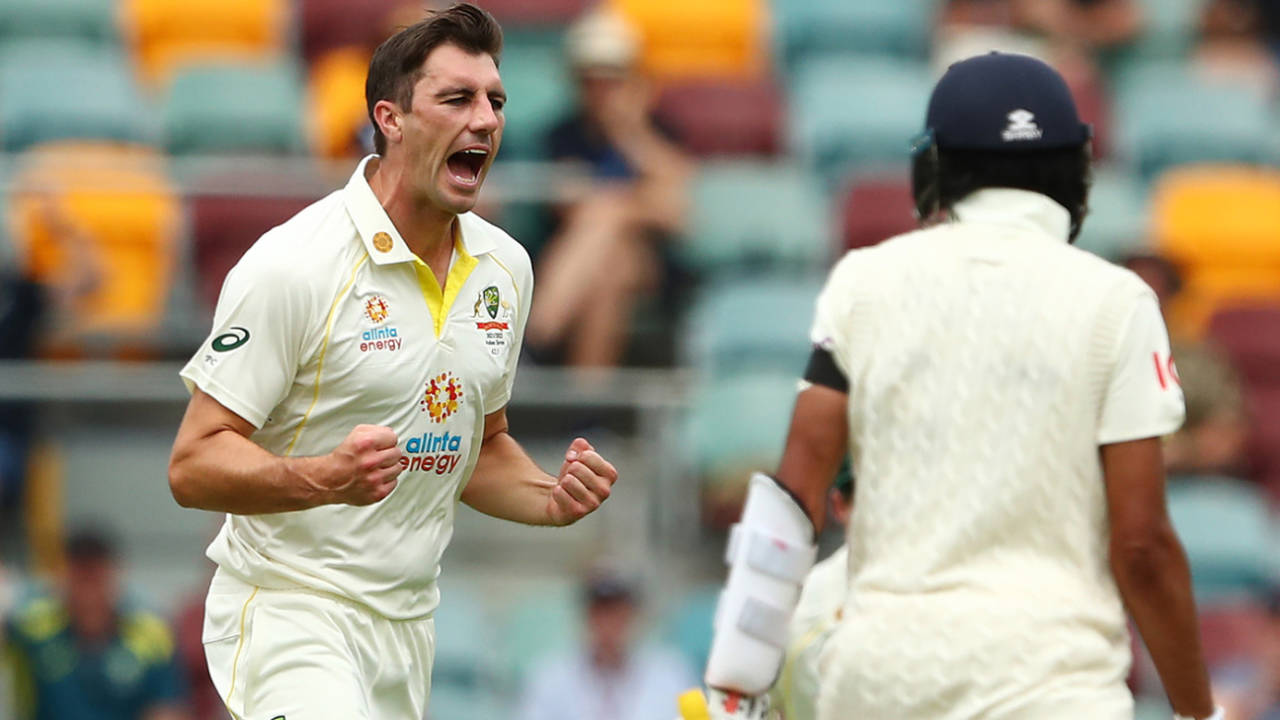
496, 582, 580, 685
0, 42, 149, 151
162, 59, 306, 155
1110, 0, 1202, 62
682, 161, 832, 274
789, 56, 933, 182
681, 276, 824, 376
1074, 165, 1149, 261
1114, 63, 1277, 178
684, 373, 797, 481
773, 0, 936, 69
429, 583, 507, 720
655, 584, 720, 674
0, 0, 119, 46
1167, 476, 1280, 605
493, 43, 572, 159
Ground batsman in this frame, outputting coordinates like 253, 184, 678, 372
682, 52, 1222, 720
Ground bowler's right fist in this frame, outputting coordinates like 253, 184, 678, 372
325, 424, 404, 505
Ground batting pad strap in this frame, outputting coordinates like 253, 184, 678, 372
737, 597, 792, 648
726, 525, 819, 585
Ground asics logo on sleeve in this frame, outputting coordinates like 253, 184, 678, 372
212, 326, 251, 352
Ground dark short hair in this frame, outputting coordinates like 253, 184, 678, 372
66, 527, 118, 563
928, 145, 1092, 241
365, 3, 503, 155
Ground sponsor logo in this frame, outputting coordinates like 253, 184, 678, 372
211, 326, 250, 352
360, 326, 401, 353
1001, 109, 1043, 142
364, 296, 390, 324
421, 372, 463, 422
472, 286, 514, 355
399, 431, 465, 475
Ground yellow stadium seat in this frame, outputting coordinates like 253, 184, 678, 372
6, 142, 179, 345
1151, 165, 1280, 338
609, 0, 769, 82
122, 0, 288, 86
308, 46, 371, 158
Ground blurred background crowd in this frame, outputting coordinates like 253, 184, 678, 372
0, 0, 1278, 718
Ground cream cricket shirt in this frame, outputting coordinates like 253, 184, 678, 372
181, 155, 533, 620
810, 189, 1185, 719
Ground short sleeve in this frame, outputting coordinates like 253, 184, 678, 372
179, 247, 313, 428
1097, 292, 1185, 444
482, 251, 533, 415
809, 254, 856, 378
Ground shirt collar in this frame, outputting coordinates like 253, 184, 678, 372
949, 188, 1071, 243
343, 154, 497, 264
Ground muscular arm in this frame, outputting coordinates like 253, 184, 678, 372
168, 388, 402, 514
774, 384, 850, 533
462, 408, 617, 527
1103, 437, 1215, 719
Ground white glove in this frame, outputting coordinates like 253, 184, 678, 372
677, 688, 775, 720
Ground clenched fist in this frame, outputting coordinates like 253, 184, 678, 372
547, 437, 619, 526
321, 424, 404, 506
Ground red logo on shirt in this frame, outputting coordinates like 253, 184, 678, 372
421, 372, 464, 422
1153, 352, 1180, 390
364, 296, 390, 324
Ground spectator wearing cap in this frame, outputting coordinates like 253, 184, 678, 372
515, 568, 696, 720
2, 529, 189, 720
525, 7, 693, 368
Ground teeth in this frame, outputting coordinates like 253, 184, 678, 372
463, 149, 487, 156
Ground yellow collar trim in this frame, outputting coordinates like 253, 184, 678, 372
413, 229, 478, 338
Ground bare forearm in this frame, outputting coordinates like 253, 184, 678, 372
1112, 530, 1215, 718
169, 429, 331, 514
462, 431, 558, 525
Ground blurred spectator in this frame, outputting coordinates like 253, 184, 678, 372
1211, 587, 1280, 719
2, 529, 188, 720
525, 7, 694, 367
1194, 0, 1280, 93
172, 584, 219, 720
515, 568, 696, 720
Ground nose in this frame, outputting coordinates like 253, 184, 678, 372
470, 97, 500, 135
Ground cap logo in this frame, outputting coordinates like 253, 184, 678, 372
1001, 109, 1043, 142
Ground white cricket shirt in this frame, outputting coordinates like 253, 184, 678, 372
811, 189, 1185, 719
774, 544, 847, 720
181, 155, 533, 620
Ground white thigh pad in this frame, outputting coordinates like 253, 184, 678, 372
705, 473, 817, 694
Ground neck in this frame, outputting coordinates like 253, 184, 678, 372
366, 155, 455, 261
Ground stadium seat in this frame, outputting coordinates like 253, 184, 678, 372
683, 372, 797, 484
7, 142, 179, 346
0, 0, 119, 46
1115, 0, 1202, 61
681, 276, 824, 376
773, 0, 936, 69
682, 160, 832, 274
1206, 305, 1280, 390
298, 0, 405, 62
428, 583, 507, 720
1166, 477, 1280, 604
655, 78, 783, 157
789, 57, 934, 183
122, 0, 289, 86
190, 190, 320, 311
1150, 166, 1280, 337
610, 0, 768, 81
1245, 387, 1280, 483
838, 173, 916, 252
0, 42, 150, 152
479, 0, 593, 27
1114, 63, 1277, 179
1074, 166, 1148, 260
497, 584, 581, 686
656, 584, 720, 673
492, 43, 573, 159
308, 46, 373, 158
162, 59, 307, 155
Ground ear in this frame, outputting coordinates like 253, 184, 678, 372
373, 99, 404, 147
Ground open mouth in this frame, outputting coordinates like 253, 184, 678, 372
446, 148, 488, 186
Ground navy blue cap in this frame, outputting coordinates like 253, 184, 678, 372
922, 52, 1090, 152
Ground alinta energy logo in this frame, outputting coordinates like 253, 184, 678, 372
359, 295, 402, 354
420, 372, 463, 423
